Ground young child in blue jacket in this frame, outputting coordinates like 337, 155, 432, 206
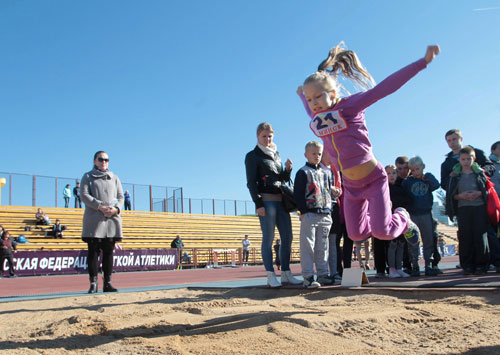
402, 156, 440, 276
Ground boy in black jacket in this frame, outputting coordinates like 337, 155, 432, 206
446, 146, 490, 275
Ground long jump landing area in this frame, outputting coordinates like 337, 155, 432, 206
1, 256, 498, 303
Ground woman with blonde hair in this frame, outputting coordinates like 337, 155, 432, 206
245, 123, 301, 287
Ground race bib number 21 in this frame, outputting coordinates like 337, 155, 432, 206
309, 110, 348, 137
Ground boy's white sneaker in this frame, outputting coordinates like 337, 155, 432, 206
303, 276, 320, 289
266, 271, 281, 288
281, 270, 302, 285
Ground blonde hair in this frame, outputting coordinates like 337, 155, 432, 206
385, 164, 396, 171
304, 42, 375, 95
408, 156, 425, 168
305, 140, 323, 152
256, 122, 274, 136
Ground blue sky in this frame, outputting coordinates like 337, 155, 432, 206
1, 1, 499, 210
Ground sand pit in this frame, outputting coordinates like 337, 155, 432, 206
0, 287, 499, 354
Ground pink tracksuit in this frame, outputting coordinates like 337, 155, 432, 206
300, 58, 427, 240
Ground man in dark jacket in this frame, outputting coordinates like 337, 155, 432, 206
441, 129, 499, 272
171, 235, 184, 249
440, 129, 495, 191
73, 181, 82, 208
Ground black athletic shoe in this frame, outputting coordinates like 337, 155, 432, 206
424, 266, 438, 276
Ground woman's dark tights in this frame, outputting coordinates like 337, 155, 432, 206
87, 239, 115, 280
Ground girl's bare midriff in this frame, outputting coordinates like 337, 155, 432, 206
341, 158, 378, 180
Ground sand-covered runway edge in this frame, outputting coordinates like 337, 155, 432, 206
1, 288, 499, 354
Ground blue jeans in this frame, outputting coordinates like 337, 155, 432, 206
258, 201, 293, 272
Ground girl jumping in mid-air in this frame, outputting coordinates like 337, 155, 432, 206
297, 43, 439, 243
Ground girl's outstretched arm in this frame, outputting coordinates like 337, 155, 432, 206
343, 45, 440, 115
297, 86, 315, 119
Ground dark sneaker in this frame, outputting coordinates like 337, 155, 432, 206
474, 268, 487, 275
425, 266, 438, 276
375, 272, 386, 278
410, 268, 421, 277
317, 275, 334, 286
463, 268, 475, 275
303, 276, 320, 289
432, 266, 443, 275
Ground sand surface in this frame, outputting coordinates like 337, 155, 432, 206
1, 287, 499, 354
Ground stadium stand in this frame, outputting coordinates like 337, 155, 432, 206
0, 205, 458, 266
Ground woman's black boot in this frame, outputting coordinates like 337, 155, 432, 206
103, 275, 118, 292
88, 276, 98, 294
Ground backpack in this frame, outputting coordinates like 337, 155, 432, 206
486, 177, 500, 225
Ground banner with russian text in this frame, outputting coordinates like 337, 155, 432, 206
2, 249, 179, 277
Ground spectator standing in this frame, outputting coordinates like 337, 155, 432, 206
73, 181, 82, 208
245, 122, 301, 287
171, 234, 184, 249
439, 236, 446, 256
446, 146, 490, 275
489, 141, 500, 271
354, 239, 370, 270
441, 131, 498, 271
490, 141, 500, 197
63, 184, 72, 208
395, 156, 412, 274
35, 208, 51, 225
385, 164, 410, 278
440, 129, 494, 191
402, 156, 440, 276
336, 192, 354, 277
0, 231, 17, 278
124, 190, 132, 211
81, 151, 124, 294
171, 235, 185, 268
320, 151, 342, 281
242, 235, 250, 267
274, 238, 281, 270
294, 141, 334, 288
430, 217, 443, 274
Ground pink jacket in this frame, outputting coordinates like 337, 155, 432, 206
300, 58, 427, 172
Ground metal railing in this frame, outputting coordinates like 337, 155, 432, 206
152, 198, 254, 216
0, 171, 255, 216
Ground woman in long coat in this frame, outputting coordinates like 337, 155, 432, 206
80, 151, 124, 293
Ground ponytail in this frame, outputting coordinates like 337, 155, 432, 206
314, 42, 375, 92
